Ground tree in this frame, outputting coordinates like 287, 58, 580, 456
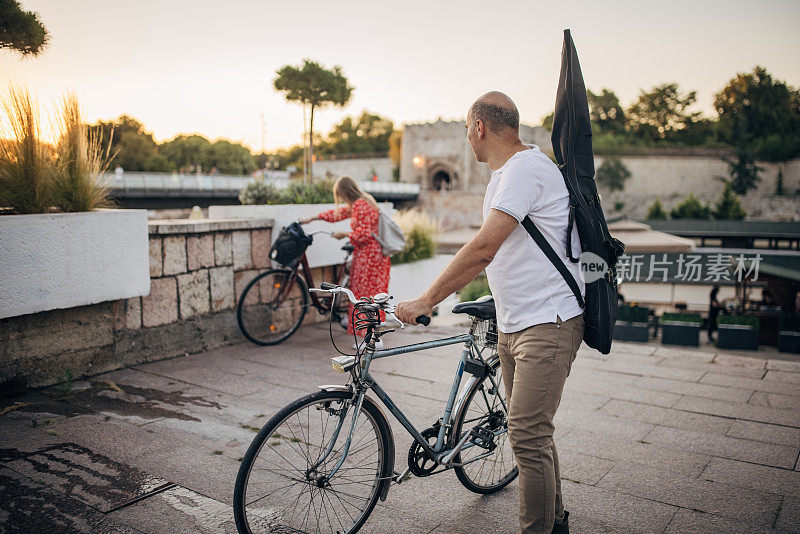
712, 182, 746, 220
89, 115, 169, 172
627, 83, 700, 141
159, 135, 211, 173
320, 111, 394, 155
588, 89, 626, 135
273, 60, 353, 182
208, 140, 256, 175
670, 194, 710, 220
724, 141, 762, 195
776, 166, 785, 196
540, 111, 554, 131
596, 156, 631, 191
714, 66, 800, 155
646, 199, 668, 220
0, 0, 49, 57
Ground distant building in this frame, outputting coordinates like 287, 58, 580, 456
400, 119, 552, 192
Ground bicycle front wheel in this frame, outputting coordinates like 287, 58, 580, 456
234, 390, 392, 534
451, 357, 518, 493
237, 269, 308, 346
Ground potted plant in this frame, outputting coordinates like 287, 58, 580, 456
778, 314, 800, 354
0, 87, 149, 320
717, 315, 759, 350
613, 305, 650, 342
661, 312, 702, 346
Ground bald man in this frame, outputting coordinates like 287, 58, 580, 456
397, 92, 584, 534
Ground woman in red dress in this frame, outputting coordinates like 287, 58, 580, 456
303, 176, 391, 343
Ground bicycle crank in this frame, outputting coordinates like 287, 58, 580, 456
407, 426, 440, 477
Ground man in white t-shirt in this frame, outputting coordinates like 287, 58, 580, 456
397, 91, 584, 534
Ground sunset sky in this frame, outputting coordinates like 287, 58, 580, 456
3, 0, 799, 152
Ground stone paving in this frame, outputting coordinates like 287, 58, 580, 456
1, 317, 800, 533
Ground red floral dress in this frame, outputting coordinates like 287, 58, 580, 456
318, 198, 391, 336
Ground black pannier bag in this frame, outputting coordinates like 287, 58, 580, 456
269, 222, 313, 267
522, 29, 625, 355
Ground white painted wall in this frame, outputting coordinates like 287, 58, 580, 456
388, 254, 454, 303
0, 210, 150, 319
209, 203, 393, 269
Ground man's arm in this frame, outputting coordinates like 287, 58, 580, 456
395, 209, 519, 324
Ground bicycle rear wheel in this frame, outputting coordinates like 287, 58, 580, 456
234, 390, 392, 534
451, 357, 518, 494
237, 269, 308, 346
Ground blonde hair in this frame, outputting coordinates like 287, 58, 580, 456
333, 175, 379, 211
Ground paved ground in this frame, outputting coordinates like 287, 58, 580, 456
2, 316, 800, 533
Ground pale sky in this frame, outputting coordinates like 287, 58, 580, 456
3, 0, 799, 151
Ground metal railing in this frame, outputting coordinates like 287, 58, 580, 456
105, 171, 420, 197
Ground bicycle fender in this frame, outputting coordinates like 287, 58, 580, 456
318, 384, 396, 502
452, 376, 479, 424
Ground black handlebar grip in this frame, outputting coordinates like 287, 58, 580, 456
415, 315, 431, 326
320, 282, 337, 290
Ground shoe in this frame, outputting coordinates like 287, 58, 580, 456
552, 511, 569, 534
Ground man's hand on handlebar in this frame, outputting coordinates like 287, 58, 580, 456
396, 298, 433, 326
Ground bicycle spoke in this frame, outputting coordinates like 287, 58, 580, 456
239, 393, 384, 533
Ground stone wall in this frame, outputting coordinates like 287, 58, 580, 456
419, 156, 800, 230
0, 218, 341, 396
400, 120, 550, 193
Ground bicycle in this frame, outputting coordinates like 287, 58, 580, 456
233, 283, 516, 534
237, 228, 352, 346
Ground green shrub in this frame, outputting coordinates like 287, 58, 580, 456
460, 277, 490, 302
392, 209, 438, 265
646, 199, 668, 220
617, 305, 650, 323
712, 182, 746, 220
239, 178, 281, 204
279, 179, 334, 204
662, 312, 702, 325
670, 194, 710, 220
238, 178, 334, 205
718, 315, 759, 328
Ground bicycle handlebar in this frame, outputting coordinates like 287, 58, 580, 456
310, 285, 430, 327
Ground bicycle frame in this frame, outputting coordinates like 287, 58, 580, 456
275, 251, 350, 313
316, 323, 507, 480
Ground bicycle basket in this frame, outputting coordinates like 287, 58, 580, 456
269, 222, 313, 267
473, 319, 498, 350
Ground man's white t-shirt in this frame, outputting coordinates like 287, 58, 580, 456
483, 144, 584, 334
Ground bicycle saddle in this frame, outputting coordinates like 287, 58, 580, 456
452, 295, 495, 321
341, 244, 354, 252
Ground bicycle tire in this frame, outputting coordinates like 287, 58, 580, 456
236, 269, 308, 346
234, 390, 393, 534
451, 357, 518, 494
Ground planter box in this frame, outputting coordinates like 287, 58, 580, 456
388, 255, 454, 304
661, 321, 700, 346
613, 321, 649, 342
209, 203, 392, 269
717, 324, 759, 350
0, 210, 149, 319
778, 331, 800, 353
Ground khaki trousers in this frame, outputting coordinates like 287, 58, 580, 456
498, 314, 584, 534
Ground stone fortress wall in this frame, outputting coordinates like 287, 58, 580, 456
402, 120, 800, 228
